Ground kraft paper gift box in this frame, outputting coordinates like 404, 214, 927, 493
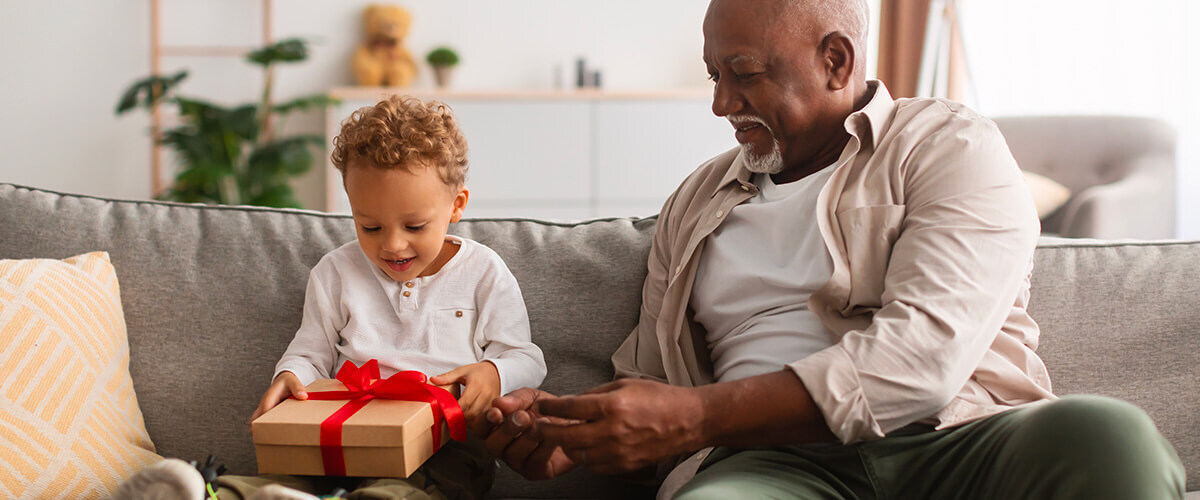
251, 361, 464, 478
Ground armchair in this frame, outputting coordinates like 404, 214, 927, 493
993, 115, 1176, 239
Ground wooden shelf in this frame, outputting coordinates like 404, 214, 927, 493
328, 87, 714, 101
324, 90, 735, 219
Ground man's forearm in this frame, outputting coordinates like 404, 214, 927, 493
695, 369, 837, 448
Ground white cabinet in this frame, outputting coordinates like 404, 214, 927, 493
324, 89, 737, 220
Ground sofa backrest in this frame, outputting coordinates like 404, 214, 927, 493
1028, 236, 1200, 492
1, 184, 1197, 495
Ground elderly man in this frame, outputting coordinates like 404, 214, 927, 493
483, 0, 1185, 498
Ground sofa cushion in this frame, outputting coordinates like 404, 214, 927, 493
1030, 236, 1200, 492
1021, 170, 1070, 219
0, 251, 161, 498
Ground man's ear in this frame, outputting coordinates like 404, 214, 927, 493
449, 187, 470, 223
821, 31, 855, 91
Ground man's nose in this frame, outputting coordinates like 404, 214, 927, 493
711, 78, 741, 117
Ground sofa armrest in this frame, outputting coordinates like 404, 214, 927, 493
1056, 157, 1175, 239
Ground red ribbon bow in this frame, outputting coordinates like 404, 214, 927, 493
304, 360, 466, 476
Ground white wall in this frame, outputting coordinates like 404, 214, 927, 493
0, 1, 154, 201
958, 0, 1200, 238
0, 0, 716, 208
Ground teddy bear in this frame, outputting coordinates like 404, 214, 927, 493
352, 5, 418, 87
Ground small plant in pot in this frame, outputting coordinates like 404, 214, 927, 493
425, 46, 460, 88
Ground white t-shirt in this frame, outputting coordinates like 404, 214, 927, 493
275, 236, 546, 396
691, 166, 837, 382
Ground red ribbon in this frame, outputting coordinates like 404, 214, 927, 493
303, 360, 466, 476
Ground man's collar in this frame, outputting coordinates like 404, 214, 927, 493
846, 80, 894, 150
716, 80, 895, 194
716, 149, 755, 195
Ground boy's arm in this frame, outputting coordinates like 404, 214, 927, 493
274, 270, 344, 386
475, 261, 546, 396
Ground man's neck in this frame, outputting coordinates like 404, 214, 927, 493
771, 82, 872, 185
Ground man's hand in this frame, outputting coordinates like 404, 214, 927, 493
431, 361, 501, 427
536, 378, 706, 475
479, 388, 581, 480
250, 371, 307, 422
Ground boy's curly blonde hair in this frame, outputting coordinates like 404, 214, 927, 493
331, 95, 468, 186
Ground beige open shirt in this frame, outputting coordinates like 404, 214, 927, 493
612, 82, 1057, 486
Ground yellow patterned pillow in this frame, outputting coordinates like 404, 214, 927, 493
0, 252, 162, 498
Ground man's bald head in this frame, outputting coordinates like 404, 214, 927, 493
789, 0, 869, 73
708, 0, 870, 77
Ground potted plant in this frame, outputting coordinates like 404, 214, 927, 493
115, 38, 339, 208
425, 46, 460, 89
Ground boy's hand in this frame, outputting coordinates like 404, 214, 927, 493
431, 361, 501, 428
250, 371, 307, 422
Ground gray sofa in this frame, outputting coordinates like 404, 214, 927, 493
1, 182, 1196, 498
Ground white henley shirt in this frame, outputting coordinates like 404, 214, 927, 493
275, 236, 546, 396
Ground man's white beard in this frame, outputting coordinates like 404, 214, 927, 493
729, 114, 784, 174
741, 140, 783, 174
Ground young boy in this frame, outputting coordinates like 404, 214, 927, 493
118, 96, 546, 500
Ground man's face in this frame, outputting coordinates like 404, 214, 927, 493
345, 163, 467, 282
703, 0, 838, 174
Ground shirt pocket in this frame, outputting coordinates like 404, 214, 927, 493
432, 307, 481, 361
835, 204, 906, 310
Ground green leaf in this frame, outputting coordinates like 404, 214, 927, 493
273, 94, 340, 115
174, 161, 229, 186
221, 105, 260, 142
425, 46, 459, 66
174, 97, 226, 130
246, 183, 302, 209
160, 128, 214, 165
169, 98, 257, 148
246, 38, 309, 67
115, 70, 188, 114
247, 136, 320, 184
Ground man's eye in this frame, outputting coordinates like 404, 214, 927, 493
735, 72, 762, 82
406, 225, 426, 232
361, 226, 380, 233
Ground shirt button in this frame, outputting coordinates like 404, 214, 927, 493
675, 265, 682, 275
402, 291, 411, 297
456, 310, 464, 318
715, 210, 724, 218
740, 185, 749, 191
405, 281, 414, 288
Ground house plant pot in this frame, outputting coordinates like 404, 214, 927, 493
426, 46, 459, 89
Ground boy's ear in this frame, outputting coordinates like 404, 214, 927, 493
449, 187, 469, 223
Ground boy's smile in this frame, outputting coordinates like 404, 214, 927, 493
384, 257, 416, 273
344, 163, 469, 282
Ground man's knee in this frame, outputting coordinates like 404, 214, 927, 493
1014, 395, 1184, 497
673, 447, 857, 500
1024, 396, 1164, 453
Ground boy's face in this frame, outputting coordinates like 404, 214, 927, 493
344, 162, 468, 282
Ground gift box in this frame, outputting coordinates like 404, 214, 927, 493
251, 360, 465, 478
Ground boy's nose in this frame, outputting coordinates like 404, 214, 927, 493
383, 232, 409, 253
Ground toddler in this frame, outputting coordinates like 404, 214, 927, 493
119, 96, 546, 500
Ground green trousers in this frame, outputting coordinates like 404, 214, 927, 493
216, 436, 494, 500
676, 395, 1185, 500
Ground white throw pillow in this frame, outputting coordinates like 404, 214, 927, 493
1022, 171, 1071, 219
